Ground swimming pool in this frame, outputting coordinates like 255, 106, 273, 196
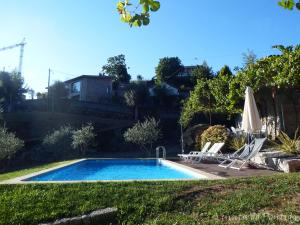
24, 159, 206, 181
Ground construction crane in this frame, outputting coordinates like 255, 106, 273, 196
0, 38, 26, 76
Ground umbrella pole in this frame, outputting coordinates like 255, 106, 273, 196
247, 132, 251, 145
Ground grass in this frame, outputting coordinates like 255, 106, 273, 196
0, 160, 75, 182
0, 169, 300, 225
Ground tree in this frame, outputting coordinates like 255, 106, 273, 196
28, 89, 35, 100
230, 46, 300, 105
124, 82, 149, 120
227, 44, 300, 135
48, 81, 68, 112
180, 78, 214, 127
0, 71, 25, 111
124, 117, 161, 155
102, 54, 131, 87
136, 74, 143, 81
155, 57, 183, 85
180, 44, 300, 135
272, 45, 300, 88
180, 65, 233, 128
36, 92, 47, 99
0, 126, 24, 160
124, 90, 136, 108
48, 81, 68, 100
72, 123, 96, 156
43, 125, 74, 159
49, 80, 68, 100
191, 61, 214, 82
117, 1, 299, 27
209, 65, 233, 113
242, 50, 257, 68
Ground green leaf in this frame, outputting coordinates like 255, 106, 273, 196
278, 0, 295, 9
143, 3, 149, 13
121, 13, 132, 22
132, 19, 142, 27
150, 1, 160, 11
117, 0, 160, 27
142, 17, 150, 25
287, 1, 295, 9
278, 0, 285, 7
117, 2, 125, 11
296, 2, 300, 9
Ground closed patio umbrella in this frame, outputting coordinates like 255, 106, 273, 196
241, 87, 262, 141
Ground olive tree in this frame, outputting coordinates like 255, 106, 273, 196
124, 117, 161, 154
72, 123, 96, 156
43, 125, 74, 158
0, 127, 24, 160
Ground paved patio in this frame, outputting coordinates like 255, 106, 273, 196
171, 158, 279, 178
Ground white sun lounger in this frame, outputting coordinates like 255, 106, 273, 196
191, 142, 225, 163
178, 142, 211, 162
218, 140, 255, 163
218, 138, 267, 170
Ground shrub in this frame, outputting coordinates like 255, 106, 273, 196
275, 129, 300, 155
0, 127, 24, 160
43, 125, 73, 145
72, 123, 96, 155
229, 135, 247, 151
43, 125, 74, 158
124, 117, 161, 153
200, 125, 229, 147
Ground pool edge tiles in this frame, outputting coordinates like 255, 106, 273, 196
1, 159, 87, 184
159, 159, 224, 180
2, 158, 224, 184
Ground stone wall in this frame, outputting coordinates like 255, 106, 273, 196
256, 88, 300, 139
261, 104, 300, 140
251, 150, 300, 173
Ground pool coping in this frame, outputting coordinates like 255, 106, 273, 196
0, 158, 224, 184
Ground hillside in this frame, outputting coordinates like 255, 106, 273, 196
3, 112, 133, 142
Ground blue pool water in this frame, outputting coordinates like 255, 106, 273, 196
25, 159, 204, 181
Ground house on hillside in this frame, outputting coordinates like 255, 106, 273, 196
178, 66, 197, 77
148, 82, 179, 97
64, 75, 113, 102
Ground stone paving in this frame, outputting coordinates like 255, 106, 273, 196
172, 159, 279, 178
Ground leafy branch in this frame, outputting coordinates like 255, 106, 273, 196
117, 0, 160, 27
278, 0, 300, 10
116, 1, 299, 28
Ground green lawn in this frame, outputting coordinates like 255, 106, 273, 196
0, 169, 300, 225
0, 160, 75, 182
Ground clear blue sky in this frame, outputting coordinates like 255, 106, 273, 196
0, 0, 299, 94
